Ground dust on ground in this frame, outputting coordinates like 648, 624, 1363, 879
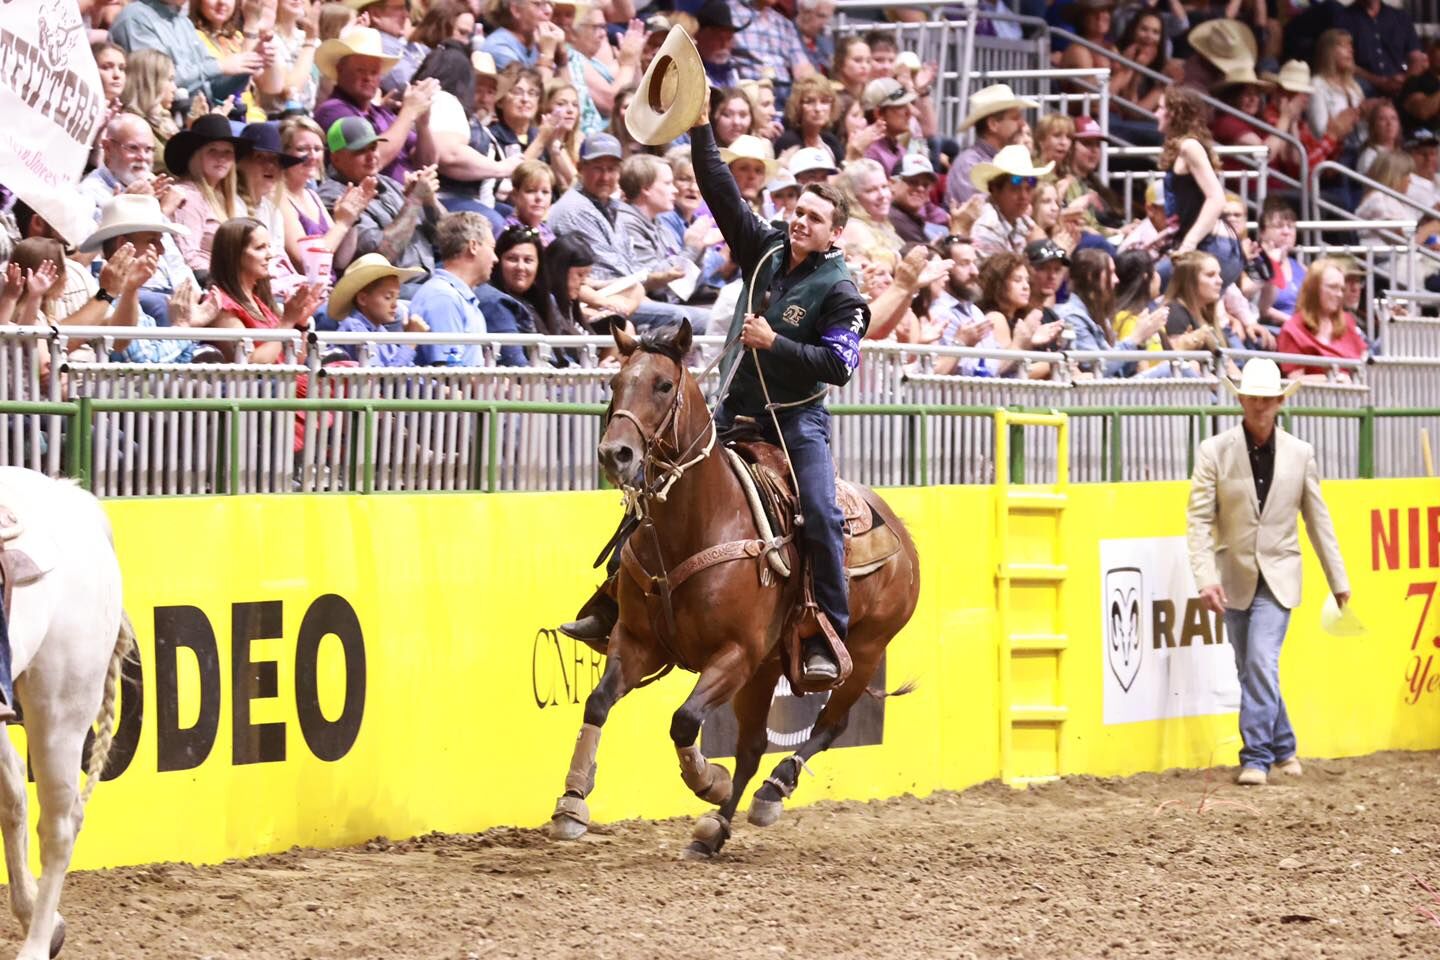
17, 751, 1440, 959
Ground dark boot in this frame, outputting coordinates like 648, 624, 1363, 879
801, 636, 839, 683
559, 579, 619, 648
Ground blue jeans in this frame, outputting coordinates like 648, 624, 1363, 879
1223, 581, 1295, 770
717, 401, 848, 639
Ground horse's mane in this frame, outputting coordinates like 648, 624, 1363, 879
636, 325, 688, 365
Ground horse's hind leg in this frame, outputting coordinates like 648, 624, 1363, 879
692, 658, 782, 859
749, 631, 886, 827
0, 728, 36, 935
14, 703, 87, 960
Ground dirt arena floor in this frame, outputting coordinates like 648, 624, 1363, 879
16, 750, 1439, 960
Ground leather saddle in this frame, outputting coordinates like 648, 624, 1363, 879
720, 421, 903, 694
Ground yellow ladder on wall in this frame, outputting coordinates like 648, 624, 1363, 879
993, 410, 1070, 787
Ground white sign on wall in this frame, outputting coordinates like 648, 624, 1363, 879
0, 0, 106, 245
1100, 537, 1241, 725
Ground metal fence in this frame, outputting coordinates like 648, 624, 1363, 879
1, 327, 1434, 496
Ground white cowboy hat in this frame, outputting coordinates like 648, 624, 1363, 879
316, 27, 402, 82
969, 143, 1054, 192
1221, 357, 1301, 398
78, 194, 188, 253
719, 135, 780, 178
958, 83, 1039, 131
327, 253, 425, 319
625, 25, 708, 147
470, 50, 497, 77
1263, 60, 1315, 95
1187, 19, 1258, 74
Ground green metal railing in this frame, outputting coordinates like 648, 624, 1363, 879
3, 398, 1437, 493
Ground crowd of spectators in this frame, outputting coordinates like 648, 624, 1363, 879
2, 0, 1408, 381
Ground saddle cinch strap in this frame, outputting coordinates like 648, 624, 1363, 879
620, 532, 793, 604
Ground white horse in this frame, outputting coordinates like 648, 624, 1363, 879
0, 468, 131, 960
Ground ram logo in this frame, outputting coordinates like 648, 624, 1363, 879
1105, 566, 1144, 692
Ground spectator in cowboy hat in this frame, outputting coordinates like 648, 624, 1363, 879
693, 0, 750, 89
1182, 19, 1258, 93
888, 153, 947, 245
1258, 61, 1352, 193
344, 0, 432, 93
788, 146, 840, 187
719, 134, 780, 212
970, 144, 1053, 258
317, 116, 443, 278
861, 77, 916, 177
164, 113, 250, 273
330, 253, 429, 366
946, 83, 1039, 207
313, 27, 440, 182
79, 194, 226, 364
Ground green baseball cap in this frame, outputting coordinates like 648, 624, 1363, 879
326, 116, 386, 154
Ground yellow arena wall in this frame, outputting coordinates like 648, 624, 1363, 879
16, 479, 1435, 871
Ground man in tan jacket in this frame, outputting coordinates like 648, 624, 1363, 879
1187, 359, 1351, 786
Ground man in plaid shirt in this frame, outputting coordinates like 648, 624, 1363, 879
735, 0, 817, 107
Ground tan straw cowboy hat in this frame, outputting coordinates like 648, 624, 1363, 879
1187, 19, 1258, 74
327, 253, 425, 319
79, 194, 188, 253
959, 83, 1040, 131
625, 25, 708, 147
1221, 358, 1300, 399
969, 143, 1054, 192
719, 135, 780, 178
316, 27, 402, 82
1262, 60, 1315, 95
1211, 62, 1270, 92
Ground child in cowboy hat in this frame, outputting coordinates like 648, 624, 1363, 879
330, 253, 431, 366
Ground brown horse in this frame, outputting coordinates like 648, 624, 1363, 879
547, 320, 920, 859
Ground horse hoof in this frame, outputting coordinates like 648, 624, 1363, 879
680, 812, 730, 860
548, 816, 589, 841
697, 763, 732, 806
548, 794, 590, 841
50, 916, 65, 958
748, 797, 783, 827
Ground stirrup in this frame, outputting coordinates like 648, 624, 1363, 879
802, 651, 839, 682
559, 615, 612, 643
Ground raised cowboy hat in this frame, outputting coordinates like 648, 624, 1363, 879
624, 25, 708, 147
969, 143, 1054, 192
1187, 19, 1258, 74
78, 194, 188, 253
1262, 60, 1315, 95
719, 134, 780, 178
959, 83, 1040, 131
1221, 357, 1301, 399
316, 27, 401, 82
327, 253, 426, 319
162, 113, 249, 177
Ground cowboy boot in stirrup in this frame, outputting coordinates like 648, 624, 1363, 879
559, 577, 619, 650
801, 636, 839, 683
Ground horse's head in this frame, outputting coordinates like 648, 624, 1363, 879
600, 319, 695, 490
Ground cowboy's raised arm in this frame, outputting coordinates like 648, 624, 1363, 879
690, 122, 771, 276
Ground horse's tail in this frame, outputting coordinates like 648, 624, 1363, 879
865, 679, 918, 700
81, 610, 135, 807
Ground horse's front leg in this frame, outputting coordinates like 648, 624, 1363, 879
547, 625, 656, 841
671, 646, 752, 860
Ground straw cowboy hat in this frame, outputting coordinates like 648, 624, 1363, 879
1187, 19, 1258, 74
78, 194, 188, 253
1222, 357, 1300, 398
625, 25, 708, 147
1262, 60, 1315, 95
162, 113, 249, 177
327, 253, 426, 319
969, 143, 1054, 192
316, 27, 401, 82
470, 50, 497, 77
959, 83, 1040, 131
719, 135, 780, 178
1211, 62, 1270, 93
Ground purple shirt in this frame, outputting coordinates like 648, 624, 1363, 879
313, 91, 417, 182
865, 137, 906, 178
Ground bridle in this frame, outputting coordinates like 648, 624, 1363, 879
604, 351, 717, 516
